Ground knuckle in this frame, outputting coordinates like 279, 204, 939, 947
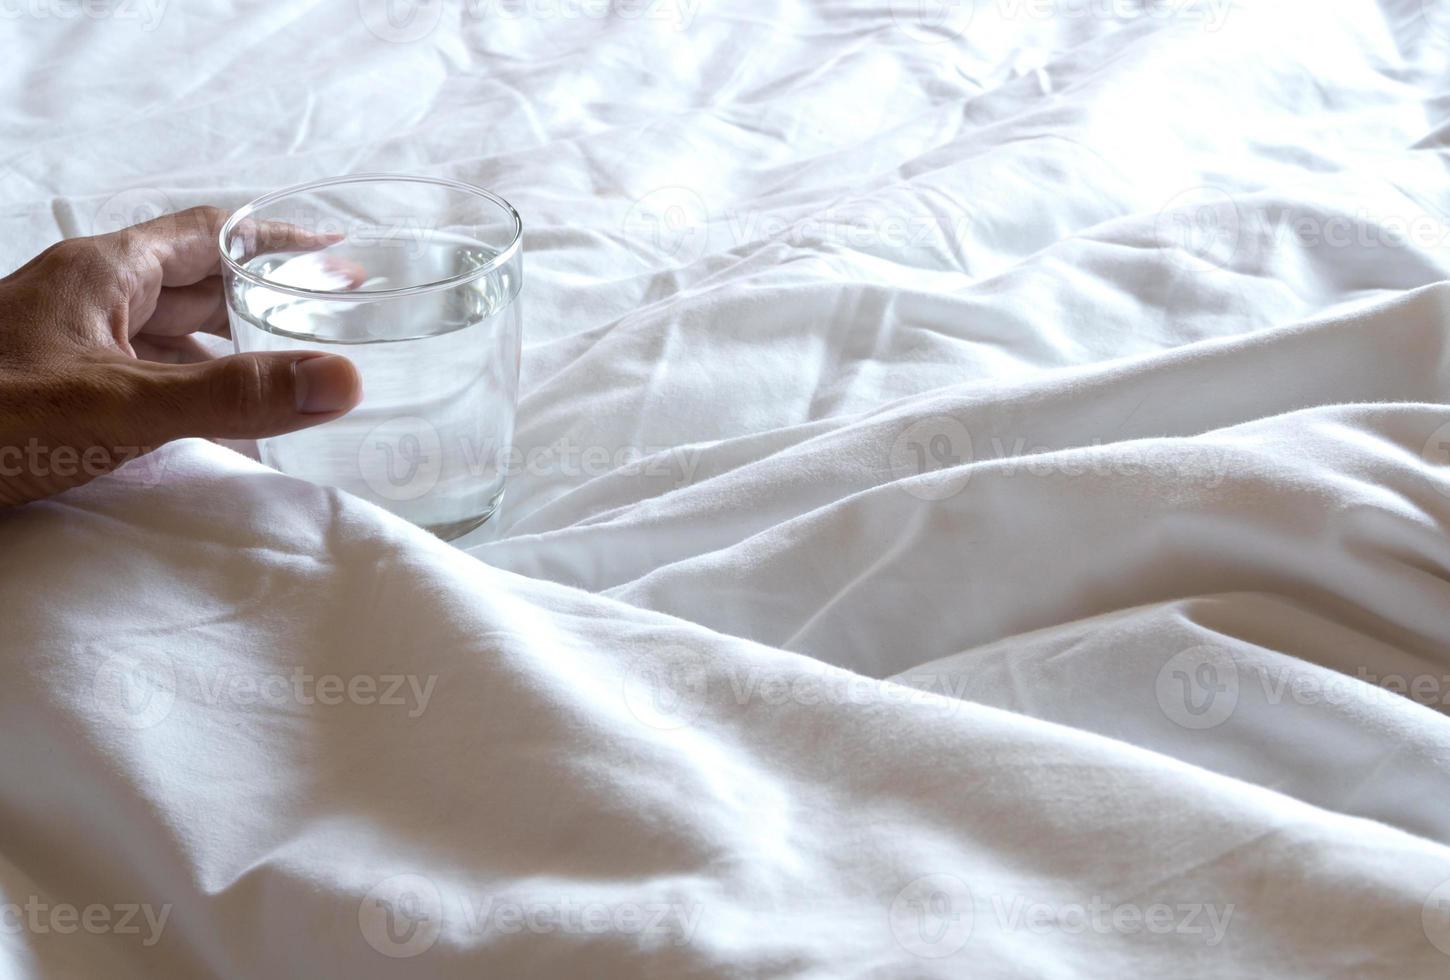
42, 236, 105, 272
41, 236, 131, 311
173, 205, 226, 240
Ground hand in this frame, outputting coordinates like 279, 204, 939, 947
0, 206, 363, 507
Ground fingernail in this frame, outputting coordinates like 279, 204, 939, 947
294, 355, 360, 413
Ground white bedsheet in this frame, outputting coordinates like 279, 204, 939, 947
3, 0, 1450, 976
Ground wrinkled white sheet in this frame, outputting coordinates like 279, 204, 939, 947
3, 0, 1450, 976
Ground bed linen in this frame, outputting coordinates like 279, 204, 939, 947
2, 0, 1450, 975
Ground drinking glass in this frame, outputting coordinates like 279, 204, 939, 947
219, 174, 523, 540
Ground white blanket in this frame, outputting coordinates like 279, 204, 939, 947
3, 0, 1450, 976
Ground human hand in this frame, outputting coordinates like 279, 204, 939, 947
0, 206, 363, 506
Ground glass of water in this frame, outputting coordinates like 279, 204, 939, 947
219, 174, 523, 540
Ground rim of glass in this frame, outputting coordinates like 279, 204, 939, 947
217, 173, 523, 302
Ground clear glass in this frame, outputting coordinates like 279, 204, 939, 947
219, 174, 523, 540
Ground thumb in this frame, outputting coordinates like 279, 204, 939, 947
128, 351, 363, 442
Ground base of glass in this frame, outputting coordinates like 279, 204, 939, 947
421, 490, 504, 542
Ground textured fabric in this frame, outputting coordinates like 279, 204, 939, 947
2, 0, 1450, 975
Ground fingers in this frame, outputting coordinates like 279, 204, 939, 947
96, 206, 228, 289
96, 206, 350, 342
141, 277, 228, 337
109, 351, 363, 443
0, 351, 363, 507
110, 206, 342, 288
258, 253, 369, 291
225, 216, 345, 274
131, 334, 217, 365
140, 254, 367, 341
